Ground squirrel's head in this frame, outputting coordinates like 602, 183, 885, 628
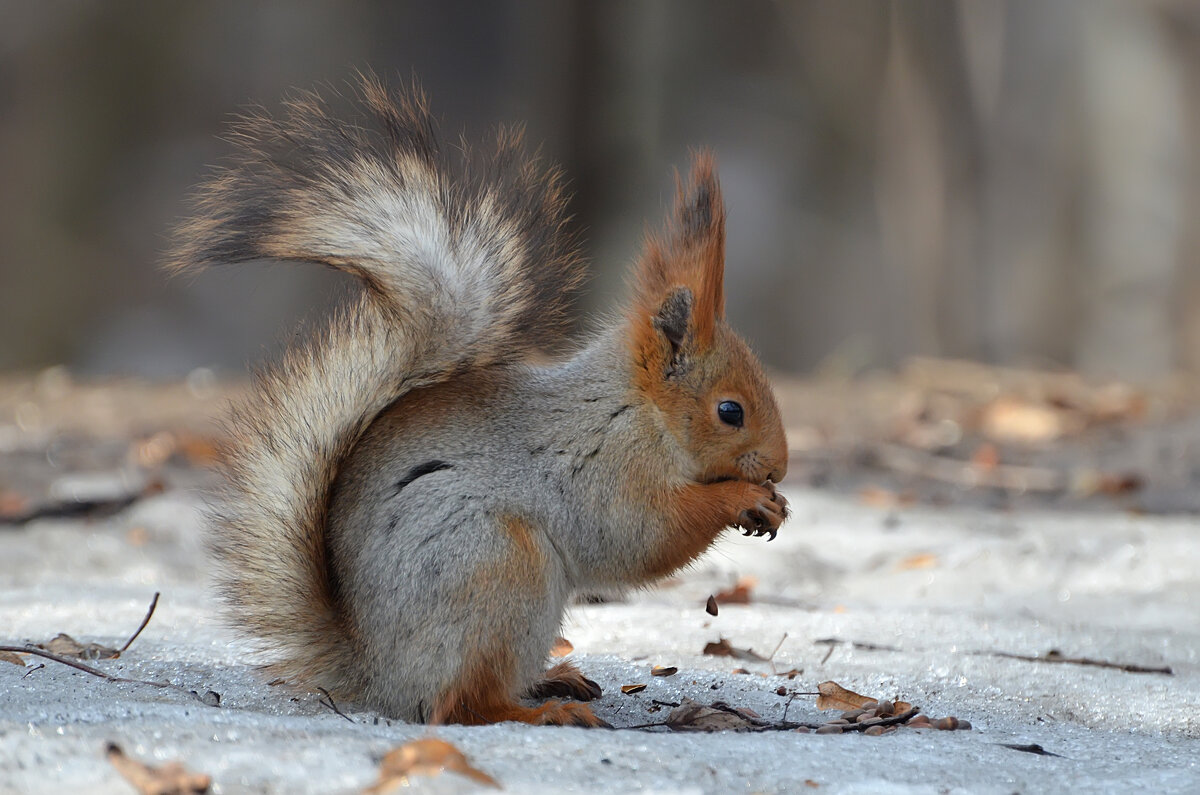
627, 153, 788, 487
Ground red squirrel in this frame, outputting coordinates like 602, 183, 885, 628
171, 76, 788, 727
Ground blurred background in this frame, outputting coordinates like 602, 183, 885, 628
3, 0, 1200, 382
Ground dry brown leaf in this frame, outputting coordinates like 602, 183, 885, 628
651, 665, 677, 677
0, 490, 30, 520
621, 683, 646, 694
857, 485, 900, 509
130, 431, 177, 468
896, 552, 939, 571
776, 668, 802, 679
893, 700, 913, 714
970, 442, 1000, 472
705, 595, 719, 616
815, 681, 875, 711
1, 650, 26, 667
1097, 473, 1144, 496
40, 633, 119, 660
176, 432, 222, 466
980, 398, 1070, 443
702, 638, 768, 662
106, 743, 211, 795
714, 576, 757, 605
549, 637, 574, 657
665, 698, 756, 732
365, 738, 499, 792
857, 485, 916, 509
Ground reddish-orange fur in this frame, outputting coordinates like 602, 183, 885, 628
432, 645, 604, 727
640, 480, 771, 579
630, 152, 726, 348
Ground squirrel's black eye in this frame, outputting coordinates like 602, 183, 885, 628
717, 400, 744, 428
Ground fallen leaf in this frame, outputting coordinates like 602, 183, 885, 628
549, 637, 574, 657
1097, 473, 1144, 496
621, 684, 646, 694
40, 633, 119, 660
815, 681, 875, 711
857, 485, 902, 509
366, 738, 499, 792
714, 576, 757, 605
702, 638, 768, 663
0, 490, 30, 520
705, 595, 719, 616
130, 431, 177, 468
970, 442, 1000, 471
176, 432, 222, 466
776, 668, 802, 679
980, 398, 1069, 443
893, 700, 913, 714
651, 665, 677, 677
106, 743, 211, 795
896, 552, 938, 571
1, 650, 26, 667
665, 698, 756, 732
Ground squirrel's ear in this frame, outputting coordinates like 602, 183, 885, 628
653, 286, 693, 372
673, 152, 725, 340
630, 152, 726, 356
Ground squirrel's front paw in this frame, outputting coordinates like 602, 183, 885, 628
735, 481, 788, 541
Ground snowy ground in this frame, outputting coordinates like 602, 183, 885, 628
1, 485, 1197, 794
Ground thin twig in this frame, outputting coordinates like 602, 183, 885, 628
317, 687, 355, 723
782, 693, 797, 722
766, 633, 789, 675
22, 663, 44, 679
0, 644, 204, 702
973, 649, 1172, 675
119, 592, 160, 652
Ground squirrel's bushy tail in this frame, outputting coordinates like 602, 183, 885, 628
170, 75, 583, 693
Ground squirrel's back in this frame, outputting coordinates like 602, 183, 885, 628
169, 76, 584, 694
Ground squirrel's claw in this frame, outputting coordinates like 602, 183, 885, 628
734, 481, 786, 541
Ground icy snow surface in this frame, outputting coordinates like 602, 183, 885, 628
1, 487, 1197, 793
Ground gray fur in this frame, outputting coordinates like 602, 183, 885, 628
328, 329, 693, 718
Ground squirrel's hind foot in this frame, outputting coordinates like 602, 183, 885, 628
526, 660, 603, 702
435, 694, 610, 728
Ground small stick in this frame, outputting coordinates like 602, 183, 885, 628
317, 687, 355, 723
974, 649, 1172, 676
22, 663, 44, 679
766, 632, 788, 675
782, 693, 797, 722
119, 592, 160, 652
0, 644, 204, 702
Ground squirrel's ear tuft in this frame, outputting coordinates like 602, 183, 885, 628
630, 152, 726, 352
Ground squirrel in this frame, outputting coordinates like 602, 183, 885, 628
170, 76, 789, 728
